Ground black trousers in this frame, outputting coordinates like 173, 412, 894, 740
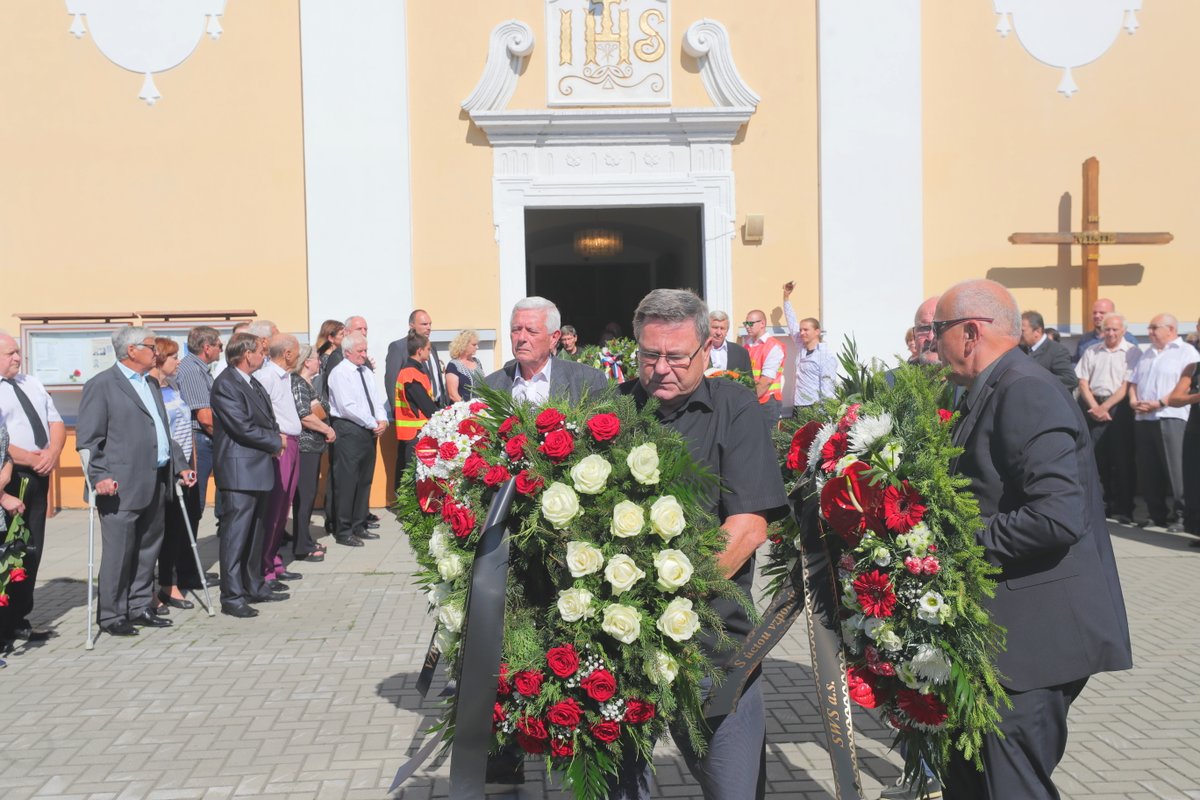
1184, 414, 1200, 534
1086, 398, 1135, 517
158, 484, 201, 590
216, 488, 268, 605
1, 467, 48, 632
944, 677, 1088, 800
292, 449, 323, 555
331, 419, 376, 537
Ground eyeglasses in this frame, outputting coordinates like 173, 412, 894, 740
132, 343, 159, 353
742, 319, 763, 327
926, 317, 994, 338
637, 342, 705, 369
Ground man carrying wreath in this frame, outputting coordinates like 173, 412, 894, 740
612, 289, 789, 800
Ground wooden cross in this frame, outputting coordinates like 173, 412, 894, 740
1009, 157, 1172, 334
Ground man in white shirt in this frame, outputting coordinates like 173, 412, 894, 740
781, 283, 838, 412
326, 332, 388, 546
1129, 313, 1199, 531
255, 334, 305, 588
0, 332, 65, 644
704, 310, 751, 375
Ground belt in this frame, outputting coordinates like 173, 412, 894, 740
331, 416, 374, 433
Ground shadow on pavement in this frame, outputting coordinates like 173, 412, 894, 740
1107, 523, 1199, 551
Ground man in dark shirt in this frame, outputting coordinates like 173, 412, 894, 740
614, 289, 789, 800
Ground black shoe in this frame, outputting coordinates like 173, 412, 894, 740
356, 530, 380, 540
324, 521, 335, 534
277, 570, 302, 581
10, 624, 51, 642
131, 610, 173, 628
1113, 514, 1134, 525
266, 580, 290, 592
249, 592, 289, 603
1189, 538, 1200, 548
295, 551, 325, 562
155, 605, 170, 616
365, 521, 381, 530
101, 620, 139, 637
334, 535, 364, 547
366, 512, 380, 523
158, 591, 195, 610
221, 603, 259, 618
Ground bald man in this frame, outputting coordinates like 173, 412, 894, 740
934, 279, 1131, 799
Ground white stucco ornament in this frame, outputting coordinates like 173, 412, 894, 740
994, 0, 1142, 98
67, 0, 226, 106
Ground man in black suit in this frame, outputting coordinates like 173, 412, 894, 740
705, 310, 752, 374
934, 280, 1132, 799
210, 332, 288, 618
485, 297, 608, 404
1020, 310, 1079, 390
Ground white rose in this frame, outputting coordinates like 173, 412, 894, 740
601, 603, 642, 644
627, 443, 661, 485
541, 481, 581, 529
437, 603, 464, 633
557, 587, 596, 622
604, 554, 646, 595
862, 616, 885, 640
426, 582, 451, 609
566, 541, 605, 578
872, 547, 892, 567
428, 524, 451, 559
644, 650, 679, 685
877, 629, 903, 654
653, 549, 694, 592
570, 454, 613, 495
656, 596, 701, 642
435, 626, 457, 654
611, 500, 646, 538
437, 553, 464, 581
649, 495, 686, 541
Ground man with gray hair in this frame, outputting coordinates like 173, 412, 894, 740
609, 288, 788, 800
175, 325, 223, 529
255, 334, 304, 589
76, 326, 196, 637
705, 310, 751, 374
484, 296, 607, 404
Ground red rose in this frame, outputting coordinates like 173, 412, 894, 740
458, 418, 487, 439
853, 570, 898, 618
513, 669, 544, 697
786, 420, 823, 472
535, 407, 566, 433
838, 403, 862, 433
469, 401, 489, 414
624, 699, 656, 724
414, 436, 439, 466
921, 556, 940, 576
493, 702, 507, 726
515, 470, 545, 497
937, 408, 953, 424
461, 452, 488, 480
0, 593, 8, 607
504, 433, 528, 461
882, 481, 927, 534
586, 413, 621, 442
550, 738, 575, 758
819, 461, 884, 547
415, 479, 444, 513
546, 644, 580, 678
897, 689, 949, 727
590, 720, 621, 743
483, 463, 511, 487
820, 431, 849, 471
498, 415, 519, 439
437, 440, 459, 461
516, 716, 549, 753
847, 665, 886, 709
538, 429, 575, 463
9, 567, 26, 583
546, 698, 583, 728
441, 502, 476, 538
580, 669, 617, 702
497, 664, 512, 695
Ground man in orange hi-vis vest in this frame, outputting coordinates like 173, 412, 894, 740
741, 308, 784, 424
394, 333, 439, 481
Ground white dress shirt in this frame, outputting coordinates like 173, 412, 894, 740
255, 361, 302, 436
1130, 338, 1199, 422
708, 341, 729, 372
328, 359, 388, 428
0, 373, 62, 451
512, 359, 552, 405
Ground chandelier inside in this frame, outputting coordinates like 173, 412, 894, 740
574, 228, 624, 258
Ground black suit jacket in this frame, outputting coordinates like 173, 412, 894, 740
210, 368, 280, 492
1025, 338, 1079, 390
484, 357, 609, 403
952, 348, 1132, 691
724, 340, 752, 373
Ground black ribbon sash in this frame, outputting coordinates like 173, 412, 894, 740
390, 479, 518, 795
704, 493, 863, 800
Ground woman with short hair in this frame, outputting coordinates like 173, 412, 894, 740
444, 330, 482, 403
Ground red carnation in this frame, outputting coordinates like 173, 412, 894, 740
535, 407, 566, 433
497, 664, 512, 695
897, 689, 949, 727
469, 401, 489, 414
846, 665, 886, 709
461, 452, 488, 480
546, 698, 583, 728
441, 502, 476, 538
786, 420, 823, 472
493, 702, 507, 726
437, 441, 460, 462
414, 436, 439, 466
590, 720, 621, 743
904, 556, 923, 575
498, 415, 519, 439
0, 593, 8, 607
515, 470, 545, 496
458, 418, 487, 439
550, 738, 575, 758
546, 644, 580, 678
483, 463, 511, 488
921, 556, 940, 576
504, 433, 528, 461
937, 408, 953, 424
538, 429, 575, 463
624, 699, 656, 724
820, 431, 849, 472
853, 570, 898, 618
580, 669, 617, 702
838, 403, 862, 433
882, 481, 926, 534
586, 413, 621, 442
513, 670, 545, 697
9, 567, 26, 583
819, 461, 884, 547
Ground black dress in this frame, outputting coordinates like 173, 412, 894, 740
445, 358, 480, 401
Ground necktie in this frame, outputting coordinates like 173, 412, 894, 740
426, 353, 443, 403
5, 378, 48, 448
250, 377, 276, 423
358, 367, 376, 417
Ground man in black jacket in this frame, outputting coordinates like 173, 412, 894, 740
1020, 310, 1079, 390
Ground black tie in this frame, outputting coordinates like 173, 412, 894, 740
358, 367, 376, 417
250, 377, 277, 423
5, 378, 48, 448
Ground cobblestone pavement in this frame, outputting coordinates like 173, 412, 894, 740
1, 510, 1197, 799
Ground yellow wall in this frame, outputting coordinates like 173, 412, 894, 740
923, 1, 1199, 330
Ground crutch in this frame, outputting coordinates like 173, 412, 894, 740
79, 449, 97, 650
175, 480, 215, 616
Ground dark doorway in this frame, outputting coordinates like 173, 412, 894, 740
525, 206, 704, 347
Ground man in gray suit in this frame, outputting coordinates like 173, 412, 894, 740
210, 332, 288, 618
485, 297, 608, 404
76, 326, 194, 637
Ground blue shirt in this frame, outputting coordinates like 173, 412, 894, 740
116, 361, 171, 467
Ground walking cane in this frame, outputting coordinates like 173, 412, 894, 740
175, 480, 215, 617
79, 449, 96, 650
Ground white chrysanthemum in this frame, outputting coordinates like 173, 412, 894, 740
807, 423, 838, 473
916, 591, 945, 624
848, 413, 893, 453
909, 644, 952, 684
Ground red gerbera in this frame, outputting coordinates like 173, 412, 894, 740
897, 689, 949, 727
820, 431, 849, 472
852, 570, 898, 617
882, 481, 927, 534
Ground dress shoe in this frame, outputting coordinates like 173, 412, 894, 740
101, 620, 139, 636
1113, 514, 1134, 525
295, 551, 325, 562
267, 580, 290, 592
221, 603, 259, 618
334, 534, 364, 547
154, 605, 170, 616
10, 624, 51, 642
131, 610, 173, 628
249, 592, 289, 603
356, 530, 380, 540
158, 590, 195, 610
277, 570, 302, 581
366, 512, 380, 523
365, 521, 381, 530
